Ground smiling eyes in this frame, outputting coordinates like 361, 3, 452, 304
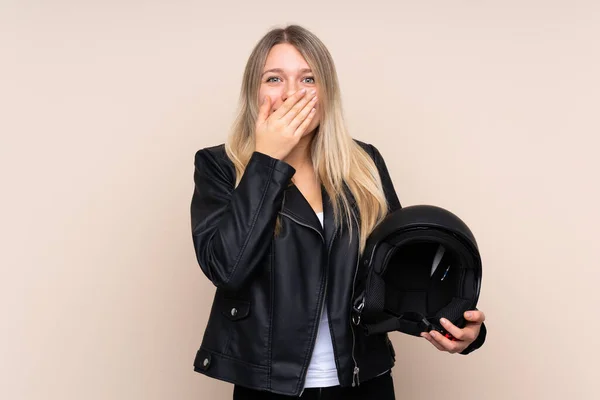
265, 76, 315, 84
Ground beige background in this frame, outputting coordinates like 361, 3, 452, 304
2, 1, 599, 399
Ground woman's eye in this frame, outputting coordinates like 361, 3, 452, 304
265, 76, 315, 84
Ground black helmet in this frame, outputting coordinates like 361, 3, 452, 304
351, 205, 482, 338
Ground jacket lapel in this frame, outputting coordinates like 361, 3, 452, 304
281, 184, 323, 234
281, 182, 359, 247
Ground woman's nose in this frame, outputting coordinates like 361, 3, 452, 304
282, 83, 300, 102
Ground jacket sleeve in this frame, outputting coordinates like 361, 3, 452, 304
367, 143, 402, 213
190, 149, 296, 290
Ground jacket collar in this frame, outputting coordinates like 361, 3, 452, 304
281, 182, 358, 246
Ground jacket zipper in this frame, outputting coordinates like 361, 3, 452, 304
323, 223, 339, 385
279, 211, 325, 397
279, 212, 325, 243
350, 210, 361, 387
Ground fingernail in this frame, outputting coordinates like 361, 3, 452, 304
430, 331, 436, 337
310, 89, 316, 95
466, 312, 472, 319
300, 89, 306, 94
440, 318, 447, 325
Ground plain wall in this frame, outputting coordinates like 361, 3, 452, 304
2, 1, 599, 399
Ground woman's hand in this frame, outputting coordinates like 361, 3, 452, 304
421, 310, 486, 354
254, 88, 318, 161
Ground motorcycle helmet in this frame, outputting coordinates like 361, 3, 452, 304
352, 205, 482, 339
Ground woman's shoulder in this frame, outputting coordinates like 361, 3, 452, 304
193, 143, 236, 182
352, 138, 370, 151
194, 143, 227, 162
352, 138, 385, 164
194, 143, 234, 170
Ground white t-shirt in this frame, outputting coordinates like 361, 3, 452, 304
304, 211, 340, 388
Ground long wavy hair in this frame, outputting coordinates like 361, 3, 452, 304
224, 25, 389, 254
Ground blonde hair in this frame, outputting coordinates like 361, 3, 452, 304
224, 25, 389, 254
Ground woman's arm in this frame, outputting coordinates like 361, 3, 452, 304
367, 142, 488, 354
191, 148, 295, 290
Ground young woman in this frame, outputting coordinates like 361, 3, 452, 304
190, 25, 487, 400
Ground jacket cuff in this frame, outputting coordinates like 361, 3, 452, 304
250, 151, 296, 178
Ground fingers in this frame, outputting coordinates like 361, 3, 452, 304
293, 107, 317, 137
439, 318, 470, 342
256, 95, 271, 125
428, 330, 464, 354
289, 95, 318, 133
420, 310, 486, 354
280, 89, 317, 125
271, 88, 309, 120
464, 310, 485, 324
421, 332, 445, 351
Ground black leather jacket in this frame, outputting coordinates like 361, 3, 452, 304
190, 139, 486, 396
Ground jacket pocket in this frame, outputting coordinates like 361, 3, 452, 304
220, 297, 259, 361
221, 297, 251, 321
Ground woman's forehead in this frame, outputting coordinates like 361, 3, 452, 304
263, 44, 310, 72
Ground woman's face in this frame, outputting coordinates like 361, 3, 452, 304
258, 43, 321, 135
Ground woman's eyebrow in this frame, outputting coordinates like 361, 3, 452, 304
262, 68, 312, 76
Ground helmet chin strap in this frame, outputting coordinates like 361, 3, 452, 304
362, 311, 434, 337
